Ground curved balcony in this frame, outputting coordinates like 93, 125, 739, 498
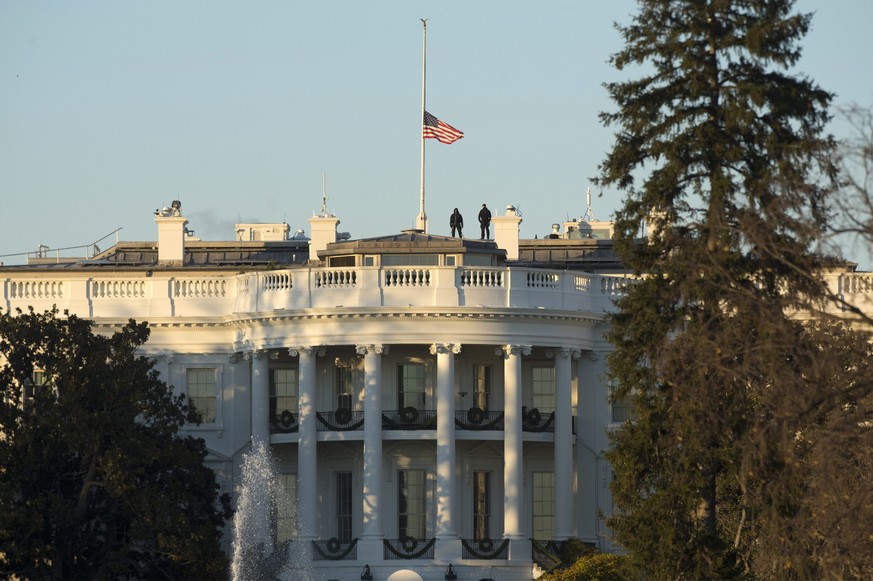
383, 537, 436, 560
2, 266, 630, 320
461, 538, 510, 560
312, 538, 358, 561
382, 408, 437, 430
455, 408, 505, 431
316, 409, 365, 432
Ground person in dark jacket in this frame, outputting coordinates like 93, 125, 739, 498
450, 208, 464, 237
478, 204, 492, 239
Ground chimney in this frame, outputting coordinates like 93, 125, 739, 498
308, 214, 340, 261
155, 200, 187, 265
493, 205, 523, 260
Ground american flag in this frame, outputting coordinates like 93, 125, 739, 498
423, 111, 464, 144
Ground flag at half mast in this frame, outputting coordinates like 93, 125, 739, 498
423, 111, 464, 144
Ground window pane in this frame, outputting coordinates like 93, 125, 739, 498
382, 254, 439, 266
473, 471, 491, 540
532, 367, 556, 413
398, 470, 427, 540
336, 472, 353, 542
335, 366, 352, 410
187, 368, 216, 423
610, 382, 635, 422
276, 473, 297, 542
270, 368, 298, 420
398, 364, 426, 409
532, 471, 555, 540
473, 365, 491, 410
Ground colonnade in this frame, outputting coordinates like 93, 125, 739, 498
246, 342, 581, 547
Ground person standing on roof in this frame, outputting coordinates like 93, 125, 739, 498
478, 204, 492, 239
450, 208, 464, 238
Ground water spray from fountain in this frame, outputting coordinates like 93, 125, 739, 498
231, 440, 312, 581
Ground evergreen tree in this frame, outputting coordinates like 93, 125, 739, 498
0, 307, 232, 580
594, 0, 871, 577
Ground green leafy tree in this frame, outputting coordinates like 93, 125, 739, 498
593, 0, 873, 578
539, 550, 633, 581
0, 307, 231, 580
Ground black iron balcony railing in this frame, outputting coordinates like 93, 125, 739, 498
455, 407, 505, 431
270, 409, 299, 434
312, 537, 358, 561
531, 539, 564, 570
461, 538, 510, 560
521, 407, 555, 433
383, 537, 436, 559
273, 406, 571, 435
382, 407, 437, 430
316, 409, 365, 432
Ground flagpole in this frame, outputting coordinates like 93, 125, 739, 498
416, 18, 428, 233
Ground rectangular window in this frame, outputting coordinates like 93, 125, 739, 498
276, 473, 297, 543
473, 471, 491, 541
270, 368, 298, 421
611, 389, 635, 423
382, 254, 439, 266
531, 367, 556, 413
329, 256, 356, 267
532, 471, 555, 540
472, 365, 491, 410
464, 254, 493, 267
444, 255, 456, 266
336, 472, 353, 542
187, 368, 217, 423
397, 363, 426, 409
335, 366, 353, 410
398, 470, 427, 540
23, 370, 49, 404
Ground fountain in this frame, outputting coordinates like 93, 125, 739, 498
231, 441, 313, 581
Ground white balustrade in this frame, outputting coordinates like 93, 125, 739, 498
263, 273, 292, 292
526, 271, 560, 288
9, 280, 65, 299
91, 279, 146, 299
574, 274, 592, 292
383, 268, 431, 287
840, 273, 873, 295
173, 278, 227, 298
3, 267, 626, 318
460, 269, 503, 288
314, 269, 356, 288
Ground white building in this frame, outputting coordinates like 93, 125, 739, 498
2, 200, 870, 581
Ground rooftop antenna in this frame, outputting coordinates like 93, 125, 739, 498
583, 187, 594, 222
318, 172, 331, 217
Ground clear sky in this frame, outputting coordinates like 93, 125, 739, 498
2, 1, 872, 266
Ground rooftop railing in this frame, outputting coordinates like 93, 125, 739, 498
1, 265, 632, 319
2, 266, 863, 319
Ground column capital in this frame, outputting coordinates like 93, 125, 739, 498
356, 344, 389, 356
289, 346, 326, 358
229, 353, 240, 364
556, 347, 582, 360
429, 343, 462, 355
243, 348, 267, 361
500, 344, 531, 358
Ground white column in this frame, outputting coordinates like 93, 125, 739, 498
554, 348, 578, 540
502, 344, 530, 539
357, 344, 388, 540
293, 346, 320, 541
577, 350, 607, 546
432, 343, 460, 539
249, 349, 269, 445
